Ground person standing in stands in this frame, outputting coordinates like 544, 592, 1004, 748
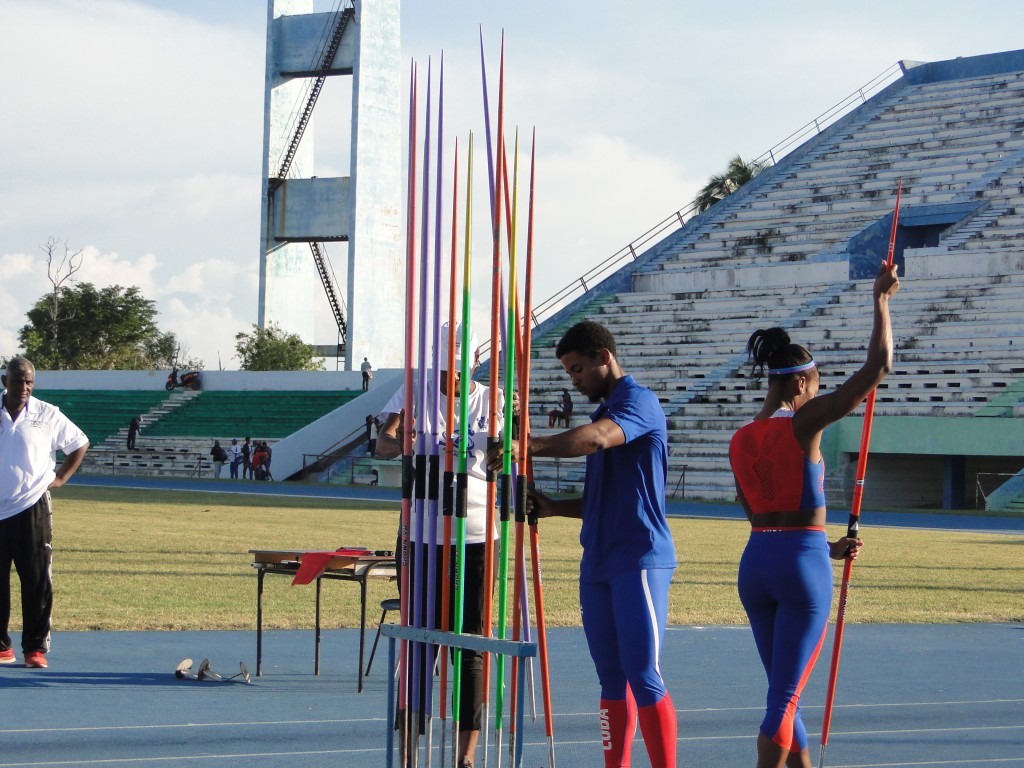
361, 357, 373, 391
0, 357, 89, 669
210, 440, 227, 478
241, 437, 253, 480
365, 415, 377, 455
251, 442, 268, 480
729, 262, 898, 768
229, 438, 242, 479
262, 441, 273, 480
127, 415, 141, 450
497, 320, 678, 768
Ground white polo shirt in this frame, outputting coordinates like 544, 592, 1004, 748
0, 395, 89, 521
381, 377, 504, 545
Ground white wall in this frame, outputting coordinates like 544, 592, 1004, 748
33, 369, 378, 391
632, 260, 847, 294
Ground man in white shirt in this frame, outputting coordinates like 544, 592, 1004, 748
0, 357, 89, 669
229, 438, 243, 479
375, 324, 502, 768
360, 357, 373, 391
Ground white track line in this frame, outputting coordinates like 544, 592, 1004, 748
0, 717, 382, 735
2, 698, 1019, 734
0, 748, 380, 767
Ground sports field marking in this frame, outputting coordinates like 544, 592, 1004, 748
3, 697, 1017, 735
518, 722, 1024, 745
0, 747, 384, 767
831, 724, 1024, 738
826, 759, 1024, 767
3, 722, 1019, 767
0, 716, 385, 735
548, 697, 1024, 716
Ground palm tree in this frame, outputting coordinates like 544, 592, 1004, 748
693, 155, 767, 213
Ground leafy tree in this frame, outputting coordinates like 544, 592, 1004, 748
234, 322, 325, 371
693, 155, 767, 213
19, 283, 182, 370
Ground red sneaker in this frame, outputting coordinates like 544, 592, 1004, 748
0, 648, 15, 664
24, 651, 47, 669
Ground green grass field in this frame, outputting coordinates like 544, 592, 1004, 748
14, 485, 1022, 633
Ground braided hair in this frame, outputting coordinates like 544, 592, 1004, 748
746, 327, 815, 382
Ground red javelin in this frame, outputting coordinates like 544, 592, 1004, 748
818, 178, 902, 768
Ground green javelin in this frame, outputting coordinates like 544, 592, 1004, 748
452, 131, 473, 728
495, 130, 520, 740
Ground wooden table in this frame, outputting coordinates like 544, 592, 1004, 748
250, 549, 397, 692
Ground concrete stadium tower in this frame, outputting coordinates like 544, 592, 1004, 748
258, 0, 402, 369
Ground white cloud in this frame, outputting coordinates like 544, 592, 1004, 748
6, 0, 1024, 371
0, 252, 34, 281
161, 296, 248, 370
77, 248, 160, 295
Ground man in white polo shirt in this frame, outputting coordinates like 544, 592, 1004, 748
0, 357, 89, 669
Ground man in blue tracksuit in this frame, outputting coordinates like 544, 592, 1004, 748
497, 320, 678, 768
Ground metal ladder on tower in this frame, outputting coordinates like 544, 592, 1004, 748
310, 241, 348, 344
269, 3, 354, 348
270, 3, 355, 191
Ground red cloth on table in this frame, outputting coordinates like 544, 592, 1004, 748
291, 549, 373, 585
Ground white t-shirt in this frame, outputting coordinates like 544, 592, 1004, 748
0, 395, 89, 521
381, 377, 505, 544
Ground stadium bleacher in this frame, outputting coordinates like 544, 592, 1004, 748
40, 51, 1024, 509
33, 390, 173, 446
524, 49, 1024, 509
69, 389, 363, 479
139, 390, 362, 439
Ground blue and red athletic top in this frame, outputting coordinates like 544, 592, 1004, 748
580, 376, 677, 581
729, 409, 826, 517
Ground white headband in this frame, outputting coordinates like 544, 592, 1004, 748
768, 360, 816, 375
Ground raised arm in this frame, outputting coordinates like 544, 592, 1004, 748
794, 262, 900, 442
374, 412, 404, 459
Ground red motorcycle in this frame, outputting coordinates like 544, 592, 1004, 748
165, 367, 201, 391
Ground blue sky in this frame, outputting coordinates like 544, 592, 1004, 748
3, 0, 1024, 369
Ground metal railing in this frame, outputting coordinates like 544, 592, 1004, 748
975, 472, 1018, 509
297, 420, 373, 481
482, 62, 904, 353
300, 454, 381, 485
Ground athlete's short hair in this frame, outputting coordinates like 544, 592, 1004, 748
556, 320, 617, 360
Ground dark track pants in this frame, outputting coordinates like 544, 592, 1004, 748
398, 539, 487, 732
0, 495, 53, 655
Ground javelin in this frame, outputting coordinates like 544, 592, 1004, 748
424, 54, 446, 764
398, 58, 418, 763
437, 137, 459, 768
818, 178, 902, 768
522, 131, 555, 768
452, 130, 474, 756
516, 129, 554, 767
493, 128, 522, 765
480, 33, 506, 766
410, 60, 436, 756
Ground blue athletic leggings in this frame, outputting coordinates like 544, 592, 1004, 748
738, 529, 832, 752
580, 567, 674, 708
